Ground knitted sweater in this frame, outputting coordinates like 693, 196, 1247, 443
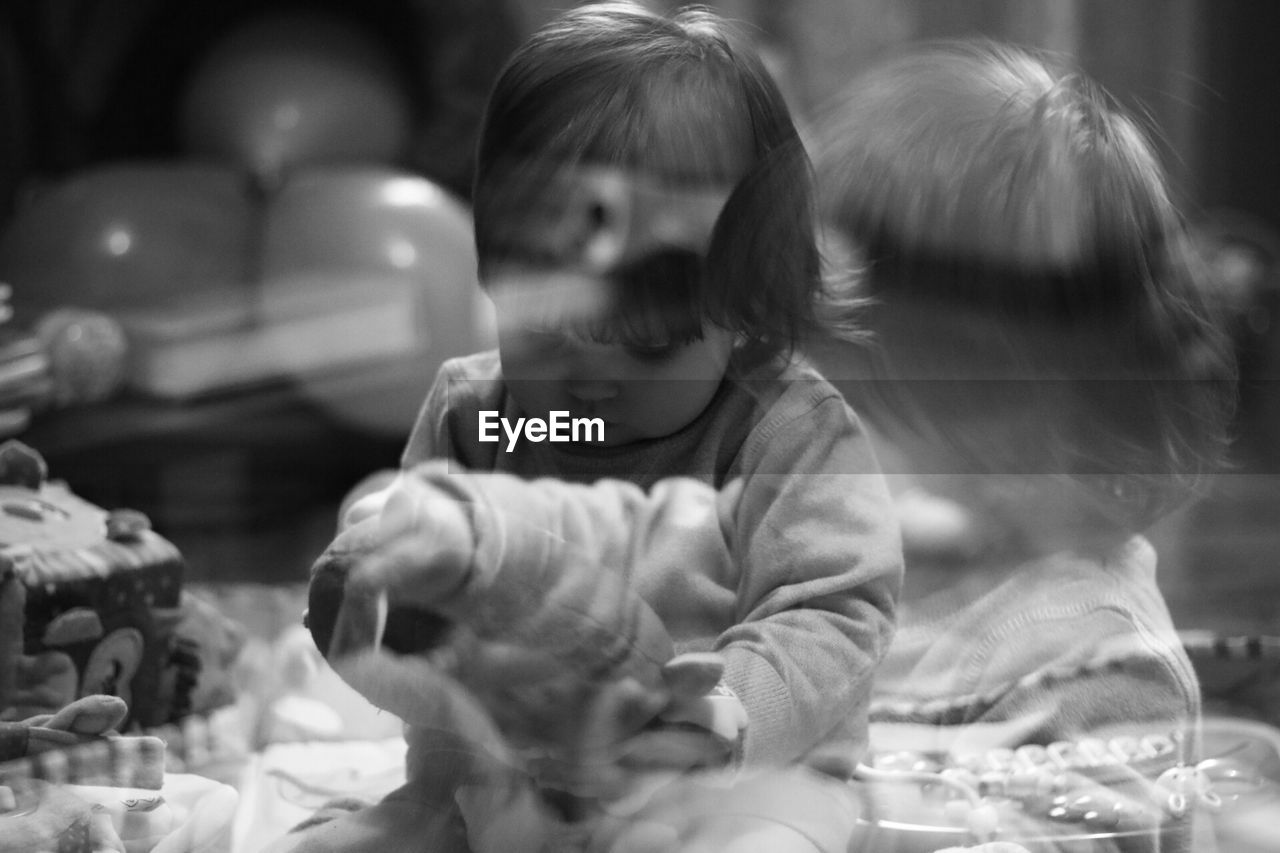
869, 536, 1198, 754
398, 350, 903, 769
865, 537, 1207, 853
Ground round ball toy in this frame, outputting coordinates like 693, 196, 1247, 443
260, 166, 486, 435
0, 163, 253, 315
180, 12, 413, 189
34, 308, 130, 406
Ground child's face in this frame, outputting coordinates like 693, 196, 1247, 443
481, 162, 741, 447
498, 317, 735, 447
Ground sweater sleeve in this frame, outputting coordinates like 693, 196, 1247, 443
401, 360, 458, 467
401, 353, 505, 471
389, 388, 902, 771
335, 360, 459, 532
716, 389, 902, 768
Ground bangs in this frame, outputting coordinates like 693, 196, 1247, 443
604, 65, 755, 182
477, 29, 755, 185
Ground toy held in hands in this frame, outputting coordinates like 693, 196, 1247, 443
305, 468, 732, 791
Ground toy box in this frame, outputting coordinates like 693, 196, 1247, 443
0, 440, 192, 729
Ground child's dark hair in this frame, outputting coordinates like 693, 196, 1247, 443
810, 40, 1237, 530
472, 1, 824, 370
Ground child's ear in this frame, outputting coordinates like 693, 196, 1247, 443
660, 652, 724, 700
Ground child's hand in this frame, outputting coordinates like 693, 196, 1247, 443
617, 655, 746, 774
659, 681, 748, 745
355, 473, 476, 612
306, 477, 470, 663
319, 471, 479, 654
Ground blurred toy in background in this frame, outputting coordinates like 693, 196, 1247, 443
180, 11, 412, 194
34, 307, 129, 407
0, 160, 252, 412
0, 8, 486, 434
0, 439, 186, 727
0, 439, 246, 850
0, 440, 245, 730
0, 281, 132, 425
0, 693, 241, 853
1, 694, 167, 787
260, 165, 483, 435
0, 163, 254, 314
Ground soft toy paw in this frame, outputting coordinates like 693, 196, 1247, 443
3, 650, 79, 723
1, 694, 167, 789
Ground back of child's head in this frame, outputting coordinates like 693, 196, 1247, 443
473, 1, 822, 370
808, 40, 1236, 532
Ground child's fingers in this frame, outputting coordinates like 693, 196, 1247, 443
659, 653, 724, 698
352, 529, 472, 614
346, 474, 476, 611
616, 726, 730, 772
658, 690, 747, 745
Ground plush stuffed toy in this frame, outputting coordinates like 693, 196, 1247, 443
294, 469, 735, 853
306, 475, 727, 801
2, 572, 237, 852
0, 779, 127, 853
0, 693, 168, 852
1, 751, 239, 853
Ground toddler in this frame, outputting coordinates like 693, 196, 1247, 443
805, 40, 1237, 849
298, 3, 901, 851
